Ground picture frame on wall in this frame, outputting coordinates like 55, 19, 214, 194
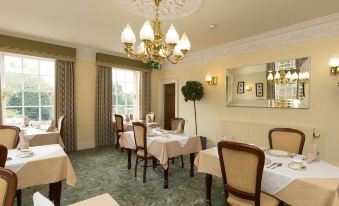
256, 83, 264, 97
237, 81, 244, 94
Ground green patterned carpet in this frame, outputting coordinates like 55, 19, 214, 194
15, 147, 225, 206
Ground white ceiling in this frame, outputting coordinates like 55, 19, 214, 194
1, 0, 339, 55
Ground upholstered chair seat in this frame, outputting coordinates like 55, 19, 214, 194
114, 114, 124, 151
0, 168, 17, 206
228, 193, 280, 206
136, 150, 152, 158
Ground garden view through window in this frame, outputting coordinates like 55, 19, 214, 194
112, 68, 139, 118
1, 53, 55, 125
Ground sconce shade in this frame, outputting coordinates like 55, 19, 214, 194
205, 74, 218, 86
329, 57, 339, 75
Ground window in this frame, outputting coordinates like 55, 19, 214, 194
112, 68, 139, 117
1, 53, 55, 125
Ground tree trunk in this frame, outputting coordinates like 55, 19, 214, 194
193, 100, 197, 135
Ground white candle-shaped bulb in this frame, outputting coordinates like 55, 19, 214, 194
178, 33, 191, 51
267, 72, 274, 81
140, 20, 154, 41
166, 24, 180, 44
121, 23, 136, 44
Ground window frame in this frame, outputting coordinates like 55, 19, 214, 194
0, 52, 56, 124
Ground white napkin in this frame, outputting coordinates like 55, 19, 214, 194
33, 192, 54, 206
46, 120, 57, 132
306, 143, 319, 163
173, 120, 184, 134
18, 132, 29, 150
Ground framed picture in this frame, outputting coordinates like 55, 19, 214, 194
299, 82, 305, 97
256, 83, 264, 97
237, 81, 244, 94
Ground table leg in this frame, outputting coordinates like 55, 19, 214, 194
49, 181, 62, 206
164, 167, 169, 189
16, 190, 21, 206
190, 153, 195, 177
127, 149, 132, 169
206, 174, 212, 206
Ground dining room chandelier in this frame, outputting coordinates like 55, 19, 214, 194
267, 69, 309, 84
120, 0, 191, 65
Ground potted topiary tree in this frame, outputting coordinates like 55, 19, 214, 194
181, 81, 204, 135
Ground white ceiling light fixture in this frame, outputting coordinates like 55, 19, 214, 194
121, 0, 192, 65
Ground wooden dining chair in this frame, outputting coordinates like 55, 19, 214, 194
0, 125, 20, 149
0, 145, 8, 168
114, 114, 124, 151
218, 141, 281, 206
170, 118, 185, 168
0, 168, 18, 206
145, 112, 155, 123
269, 128, 305, 154
133, 122, 157, 183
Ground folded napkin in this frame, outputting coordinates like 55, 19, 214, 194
46, 120, 57, 132
33, 192, 54, 206
306, 142, 320, 163
146, 114, 153, 123
18, 132, 29, 150
173, 120, 184, 134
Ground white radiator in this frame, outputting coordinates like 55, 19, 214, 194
220, 120, 315, 154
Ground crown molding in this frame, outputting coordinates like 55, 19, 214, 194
165, 12, 339, 70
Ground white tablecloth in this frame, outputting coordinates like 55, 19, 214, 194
5, 144, 63, 172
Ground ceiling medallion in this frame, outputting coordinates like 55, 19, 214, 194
116, 0, 204, 20
121, 0, 192, 65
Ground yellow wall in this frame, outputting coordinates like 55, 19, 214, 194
151, 35, 339, 161
75, 58, 96, 149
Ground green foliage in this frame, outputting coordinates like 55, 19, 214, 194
181, 81, 204, 102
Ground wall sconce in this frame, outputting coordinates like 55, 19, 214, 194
205, 74, 218, 86
329, 57, 339, 75
245, 85, 252, 91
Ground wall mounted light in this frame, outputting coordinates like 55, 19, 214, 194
329, 57, 339, 75
245, 85, 252, 91
205, 74, 218, 86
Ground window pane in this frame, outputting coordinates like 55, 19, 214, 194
4, 91, 22, 106
116, 106, 125, 115
126, 106, 134, 115
24, 107, 39, 121
24, 92, 39, 106
40, 60, 55, 76
116, 70, 125, 81
41, 107, 53, 120
5, 107, 22, 124
117, 94, 125, 105
24, 75, 39, 90
112, 94, 116, 105
125, 94, 134, 105
125, 82, 134, 93
3, 73, 22, 90
115, 82, 124, 93
125, 71, 134, 82
41, 92, 54, 106
23, 58, 39, 74
4, 56, 22, 73
40, 76, 54, 91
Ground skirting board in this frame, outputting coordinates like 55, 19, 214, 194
77, 141, 95, 150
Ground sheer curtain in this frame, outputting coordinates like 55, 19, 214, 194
95, 66, 114, 147
55, 60, 77, 152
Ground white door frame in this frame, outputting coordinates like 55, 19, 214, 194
158, 78, 179, 128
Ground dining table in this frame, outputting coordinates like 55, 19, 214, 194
5, 144, 77, 206
69, 193, 120, 206
194, 147, 339, 206
119, 129, 202, 189
122, 121, 161, 131
19, 126, 65, 148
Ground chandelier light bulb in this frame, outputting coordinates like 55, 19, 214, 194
140, 20, 154, 41
285, 71, 292, 80
299, 72, 304, 80
267, 72, 274, 81
121, 23, 136, 44
292, 72, 299, 80
166, 24, 180, 44
274, 72, 281, 80
137, 42, 146, 55
178, 33, 191, 51
173, 45, 183, 57
304, 71, 310, 79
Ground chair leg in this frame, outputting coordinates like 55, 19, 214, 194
134, 156, 138, 177
116, 135, 119, 149
172, 158, 174, 164
143, 158, 147, 183
16, 189, 21, 206
152, 157, 156, 170
181, 155, 184, 168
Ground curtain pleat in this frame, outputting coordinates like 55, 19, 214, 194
139, 71, 151, 120
95, 66, 114, 148
0, 77, 3, 125
55, 60, 77, 152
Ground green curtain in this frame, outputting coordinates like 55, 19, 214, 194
55, 60, 77, 152
95, 66, 114, 147
139, 71, 152, 120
